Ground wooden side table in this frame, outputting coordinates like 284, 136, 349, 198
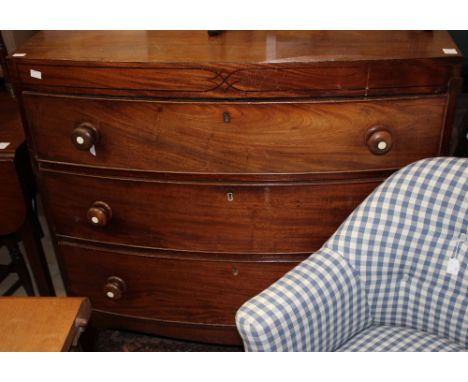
0, 92, 55, 296
0, 297, 91, 351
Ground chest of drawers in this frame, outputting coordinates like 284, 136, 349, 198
8, 31, 462, 344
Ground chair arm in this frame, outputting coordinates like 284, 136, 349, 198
235, 248, 372, 351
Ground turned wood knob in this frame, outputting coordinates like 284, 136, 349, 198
366, 127, 393, 155
71, 123, 99, 150
87, 201, 112, 227
103, 276, 126, 300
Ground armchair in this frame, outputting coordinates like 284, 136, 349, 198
236, 157, 467, 351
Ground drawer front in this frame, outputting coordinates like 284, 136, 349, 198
15, 59, 453, 98
41, 171, 380, 253
25, 94, 446, 174
17, 63, 368, 97
59, 242, 298, 325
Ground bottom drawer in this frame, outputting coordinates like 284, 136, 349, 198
59, 242, 299, 327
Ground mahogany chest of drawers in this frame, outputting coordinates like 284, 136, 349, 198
8, 31, 462, 344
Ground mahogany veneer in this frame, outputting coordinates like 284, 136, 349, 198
8, 31, 463, 345
41, 171, 380, 253
24, 94, 447, 173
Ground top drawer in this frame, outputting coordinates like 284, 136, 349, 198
15, 63, 368, 98
24, 93, 447, 175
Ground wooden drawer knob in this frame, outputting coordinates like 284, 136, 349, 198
366, 127, 393, 155
71, 123, 99, 151
87, 201, 112, 227
103, 276, 126, 300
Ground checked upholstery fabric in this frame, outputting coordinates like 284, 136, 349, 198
236, 158, 468, 351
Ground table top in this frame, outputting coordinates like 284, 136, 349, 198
0, 297, 91, 352
10, 30, 462, 64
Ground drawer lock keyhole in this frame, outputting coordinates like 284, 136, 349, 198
227, 192, 234, 202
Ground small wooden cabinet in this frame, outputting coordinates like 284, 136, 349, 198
8, 31, 462, 344
0, 92, 55, 296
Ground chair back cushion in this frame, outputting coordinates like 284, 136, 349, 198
326, 157, 468, 348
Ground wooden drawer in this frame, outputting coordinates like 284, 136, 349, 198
25, 94, 446, 174
41, 171, 380, 253
16, 62, 368, 97
59, 242, 298, 325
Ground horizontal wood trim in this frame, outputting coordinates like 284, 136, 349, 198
55, 236, 311, 261
38, 160, 397, 183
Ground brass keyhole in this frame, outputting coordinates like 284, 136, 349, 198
223, 111, 231, 123
232, 267, 239, 276
227, 192, 234, 202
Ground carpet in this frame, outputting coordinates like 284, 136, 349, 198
92, 329, 244, 352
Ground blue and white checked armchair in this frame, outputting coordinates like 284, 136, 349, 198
236, 157, 467, 351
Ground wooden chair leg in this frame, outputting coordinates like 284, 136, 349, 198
2, 235, 35, 296
19, 211, 55, 296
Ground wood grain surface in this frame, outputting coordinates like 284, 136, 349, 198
0, 297, 91, 351
41, 170, 381, 253
24, 94, 447, 174
59, 242, 298, 326
8, 31, 462, 98
8, 30, 461, 63
8, 30, 462, 344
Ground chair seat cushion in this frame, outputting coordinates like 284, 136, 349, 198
336, 324, 467, 352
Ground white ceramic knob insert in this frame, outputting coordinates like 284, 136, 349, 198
106, 291, 115, 299
377, 141, 387, 150
91, 216, 99, 224
76, 136, 85, 145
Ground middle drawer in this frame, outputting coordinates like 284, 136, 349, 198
41, 171, 380, 253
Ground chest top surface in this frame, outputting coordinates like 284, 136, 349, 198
7, 31, 463, 100
10, 30, 462, 64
